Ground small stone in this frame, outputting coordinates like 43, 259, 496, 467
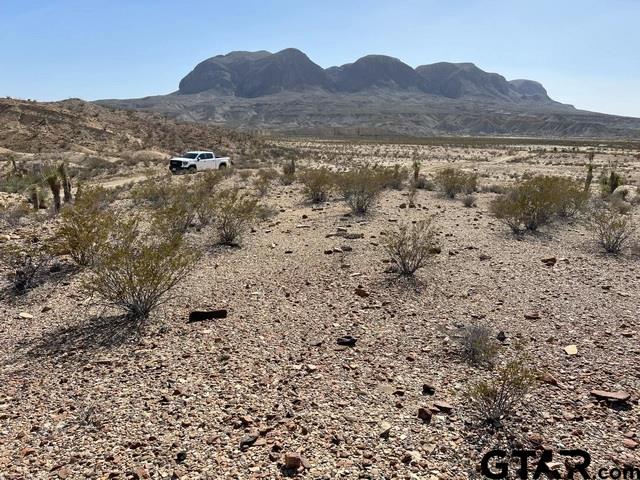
433, 401, 453, 413
239, 433, 259, 449
422, 384, 436, 396
418, 407, 432, 424
541, 257, 557, 266
623, 439, 638, 450
538, 372, 558, 386
175, 451, 187, 463
19, 312, 33, 319
496, 331, 507, 342
284, 452, 302, 469
188, 309, 227, 323
590, 390, 630, 403
336, 336, 357, 347
524, 311, 541, 320
564, 345, 578, 355
354, 287, 369, 298
379, 421, 392, 438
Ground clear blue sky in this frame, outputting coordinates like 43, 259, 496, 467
1, 0, 639, 117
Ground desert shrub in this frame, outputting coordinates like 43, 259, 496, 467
434, 168, 477, 198
57, 162, 73, 203
467, 358, 536, 426
383, 218, 438, 276
600, 169, 624, 197
378, 165, 407, 190
44, 172, 62, 213
459, 325, 498, 366
480, 183, 507, 194
154, 202, 196, 234
0, 202, 31, 227
0, 241, 52, 294
237, 170, 253, 182
414, 175, 435, 191
85, 218, 198, 320
131, 179, 177, 208
253, 175, 270, 196
299, 167, 334, 203
490, 175, 586, 233
282, 158, 296, 177
29, 185, 47, 210
412, 159, 421, 183
337, 167, 385, 215
56, 189, 115, 267
0, 172, 41, 194
407, 186, 417, 207
214, 188, 259, 245
462, 194, 477, 208
589, 202, 635, 254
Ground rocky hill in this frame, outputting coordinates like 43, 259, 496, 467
98, 48, 640, 138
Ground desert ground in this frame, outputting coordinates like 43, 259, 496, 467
1, 135, 639, 480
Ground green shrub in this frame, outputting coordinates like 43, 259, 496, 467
434, 168, 477, 198
299, 167, 334, 203
337, 167, 384, 215
600, 169, 624, 197
56, 189, 115, 267
490, 175, 587, 233
467, 358, 536, 426
85, 218, 198, 320
462, 194, 476, 208
0, 202, 31, 227
378, 165, 407, 190
589, 202, 635, 254
214, 188, 259, 245
383, 218, 438, 276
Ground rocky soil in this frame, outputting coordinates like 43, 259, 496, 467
1, 141, 639, 479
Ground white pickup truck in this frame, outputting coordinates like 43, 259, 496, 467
169, 151, 231, 174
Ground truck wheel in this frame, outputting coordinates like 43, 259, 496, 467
218, 163, 227, 170
188, 166, 197, 174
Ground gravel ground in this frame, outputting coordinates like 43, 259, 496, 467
1, 144, 639, 479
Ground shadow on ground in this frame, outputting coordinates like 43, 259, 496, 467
15, 314, 143, 362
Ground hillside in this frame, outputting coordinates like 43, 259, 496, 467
98, 48, 640, 138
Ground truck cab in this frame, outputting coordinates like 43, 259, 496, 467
169, 151, 231, 174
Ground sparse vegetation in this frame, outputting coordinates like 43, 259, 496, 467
84, 217, 198, 320
0, 241, 52, 294
383, 218, 438, 276
434, 168, 477, 198
459, 324, 498, 366
337, 166, 385, 214
299, 167, 334, 203
214, 188, 259, 245
589, 201, 635, 254
467, 358, 536, 425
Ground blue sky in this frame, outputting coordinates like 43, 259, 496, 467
1, 0, 639, 117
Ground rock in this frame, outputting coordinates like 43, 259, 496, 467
19, 312, 33, 319
524, 311, 541, 320
336, 336, 357, 347
418, 407, 432, 424
496, 331, 507, 342
433, 401, 454, 413
354, 287, 369, 298
538, 372, 558, 386
541, 256, 557, 266
176, 451, 187, 463
284, 452, 302, 469
324, 249, 334, 254
479, 253, 491, 261
188, 309, 227, 323
239, 433, 259, 449
379, 421, 392, 438
399, 203, 407, 209
422, 384, 436, 396
623, 439, 638, 450
527, 433, 544, 445
564, 345, 578, 355
590, 390, 630, 403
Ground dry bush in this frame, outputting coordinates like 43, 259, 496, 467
131, 178, 177, 208
414, 175, 435, 191
85, 218, 198, 320
280, 159, 296, 185
299, 167, 334, 203
214, 188, 259, 245
459, 325, 498, 366
600, 168, 624, 197
154, 202, 196, 234
490, 175, 587, 233
467, 358, 536, 426
434, 168, 477, 198
253, 175, 270, 196
0, 241, 52, 294
383, 218, 438, 276
0, 202, 31, 227
589, 202, 635, 254
56, 188, 114, 267
462, 194, 476, 208
337, 167, 385, 215
378, 165, 407, 190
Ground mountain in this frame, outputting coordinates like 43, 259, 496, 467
97, 48, 640, 138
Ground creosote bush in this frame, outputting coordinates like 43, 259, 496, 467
337, 167, 385, 215
467, 358, 536, 426
214, 188, 259, 245
383, 218, 438, 276
378, 165, 407, 190
589, 201, 635, 254
434, 168, 477, 198
299, 167, 334, 203
0, 241, 52, 294
490, 175, 588, 233
56, 187, 114, 267
85, 218, 198, 320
